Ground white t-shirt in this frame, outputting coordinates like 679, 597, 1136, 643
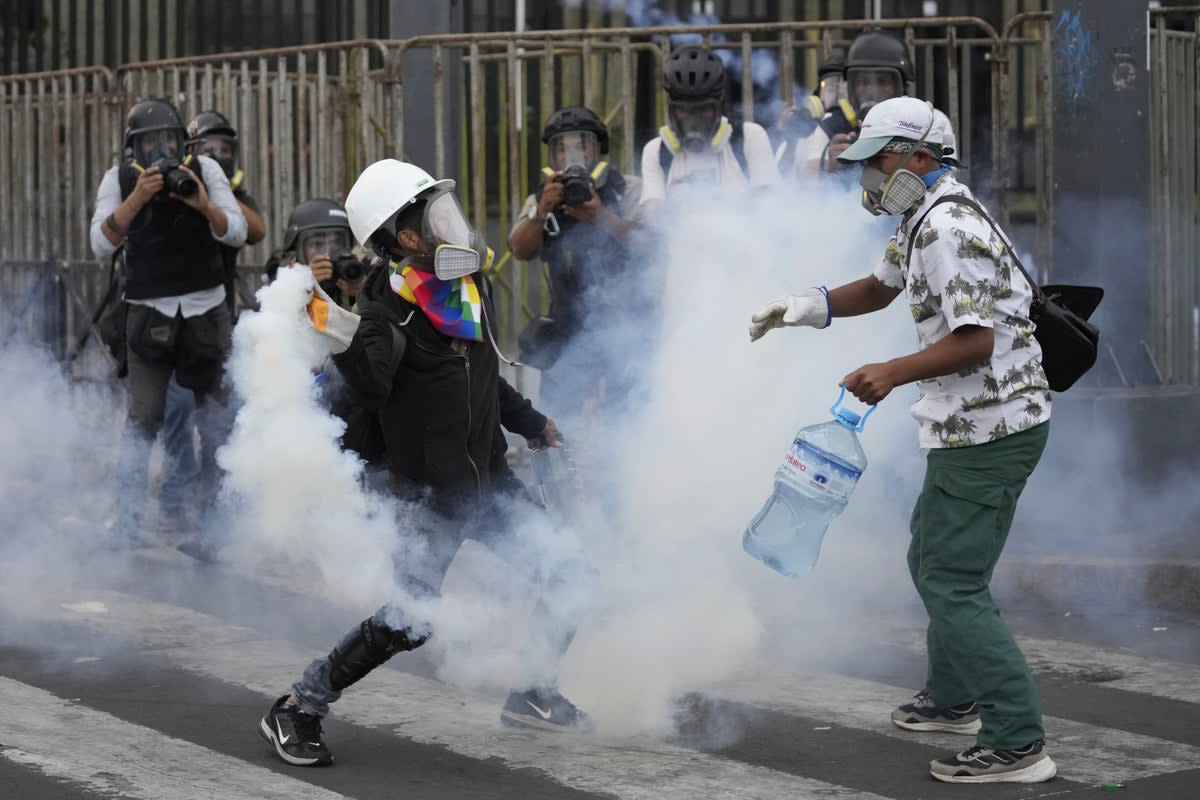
640, 119, 780, 204
873, 172, 1051, 449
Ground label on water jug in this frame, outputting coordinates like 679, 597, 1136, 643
780, 439, 862, 500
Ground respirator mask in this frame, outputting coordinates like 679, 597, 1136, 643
421, 189, 487, 280
859, 110, 936, 217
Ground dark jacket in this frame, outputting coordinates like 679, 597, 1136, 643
118, 162, 225, 300
537, 167, 634, 337
331, 262, 546, 511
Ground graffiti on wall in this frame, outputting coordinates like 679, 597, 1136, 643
1053, 9, 1099, 110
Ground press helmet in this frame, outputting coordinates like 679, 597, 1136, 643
186, 109, 236, 141
541, 106, 610, 154
123, 98, 186, 156
344, 160, 454, 253
281, 198, 351, 255
845, 30, 915, 83
663, 44, 728, 101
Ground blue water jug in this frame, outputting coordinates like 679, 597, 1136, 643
743, 388, 874, 578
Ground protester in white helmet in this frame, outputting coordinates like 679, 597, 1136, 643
258, 160, 589, 768
749, 97, 1056, 785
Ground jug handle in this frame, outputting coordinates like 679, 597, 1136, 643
830, 386, 877, 433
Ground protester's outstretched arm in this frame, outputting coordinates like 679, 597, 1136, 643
827, 275, 902, 317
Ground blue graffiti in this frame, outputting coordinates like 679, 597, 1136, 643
1053, 9, 1099, 110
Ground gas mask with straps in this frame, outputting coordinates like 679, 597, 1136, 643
420, 189, 492, 280
858, 108, 936, 216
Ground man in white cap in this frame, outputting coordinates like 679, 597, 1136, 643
748, 96, 1055, 784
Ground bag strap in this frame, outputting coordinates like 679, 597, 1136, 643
904, 193, 1045, 302
657, 121, 751, 181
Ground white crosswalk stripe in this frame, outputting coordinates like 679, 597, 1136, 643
713, 664, 1200, 785
3, 582, 1200, 799
0, 676, 352, 800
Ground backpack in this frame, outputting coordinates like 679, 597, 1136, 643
658, 121, 750, 180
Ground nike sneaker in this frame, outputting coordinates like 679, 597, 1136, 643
500, 687, 589, 732
259, 695, 333, 766
891, 689, 981, 734
930, 738, 1058, 783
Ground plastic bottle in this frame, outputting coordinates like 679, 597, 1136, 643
531, 438, 582, 522
743, 388, 874, 578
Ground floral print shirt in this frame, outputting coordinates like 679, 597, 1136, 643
873, 174, 1051, 449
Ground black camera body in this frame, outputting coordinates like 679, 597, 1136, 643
817, 105, 857, 141
154, 157, 198, 198
330, 250, 365, 283
556, 165, 593, 207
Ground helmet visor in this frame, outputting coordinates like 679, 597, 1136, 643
299, 228, 352, 263
422, 190, 472, 249
668, 99, 722, 144
547, 131, 601, 172
818, 73, 845, 110
133, 129, 184, 166
847, 68, 903, 114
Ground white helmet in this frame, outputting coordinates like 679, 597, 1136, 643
344, 159, 455, 250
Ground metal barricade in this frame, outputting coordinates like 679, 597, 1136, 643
1149, 7, 1200, 385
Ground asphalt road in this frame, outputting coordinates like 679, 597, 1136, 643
1, 548, 1198, 800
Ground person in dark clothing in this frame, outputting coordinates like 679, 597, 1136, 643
259, 159, 588, 768
89, 99, 247, 546
508, 106, 643, 420
265, 197, 368, 311
154, 110, 268, 535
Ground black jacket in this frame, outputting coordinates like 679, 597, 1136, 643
331, 262, 546, 510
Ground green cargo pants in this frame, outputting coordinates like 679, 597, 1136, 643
907, 421, 1049, 750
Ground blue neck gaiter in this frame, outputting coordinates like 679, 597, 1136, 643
922, 166, 951, 187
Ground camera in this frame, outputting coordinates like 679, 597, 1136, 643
817, 105, 856, 141
330, 250, 365, 282
153, 157, 198, 197
555, 165, 593, 207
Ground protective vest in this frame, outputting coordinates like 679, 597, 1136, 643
117, 158, 225, 300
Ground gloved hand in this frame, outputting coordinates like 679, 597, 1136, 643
749, 287, 830, 342
306, 281, 361, 354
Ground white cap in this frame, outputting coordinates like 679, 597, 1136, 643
837, 96, 943, 163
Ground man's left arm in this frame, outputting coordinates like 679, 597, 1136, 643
184, 156, 247, 247
235, 188, 267, 245
842, 213, 999, 404
497, 376, 561, 447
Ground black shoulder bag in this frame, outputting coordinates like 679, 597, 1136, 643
906, 194, 1103, 392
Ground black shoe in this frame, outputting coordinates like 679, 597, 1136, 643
500, 687, 589, 732
930, 738, 1057, 784
259, 695, 333, 766
891, 689, 981, 734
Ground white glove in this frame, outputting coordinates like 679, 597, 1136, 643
749, 287, 830, 342
306, 281, 361, 354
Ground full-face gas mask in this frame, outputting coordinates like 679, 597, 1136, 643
667, 98, 723, 153
133, 129, 185, 169
858, 112, 936, 217
420, 189, 488, 281
818, 72, 846, 112
847, 68, 903, 116
298, 228, 352, 264
194, 134, 239, 180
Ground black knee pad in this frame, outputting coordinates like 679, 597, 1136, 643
328, 617, 430, 691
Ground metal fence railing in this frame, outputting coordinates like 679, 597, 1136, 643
1150, 7, 1200, 385
8, 14, 1195, 386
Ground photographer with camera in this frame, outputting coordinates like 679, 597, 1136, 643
90, 98, 247, 545
267, 198, 369, 309
508, 106, 643, 417
774, 54, 847, 177
805, 30, 958, 175
640, 45, 780, 214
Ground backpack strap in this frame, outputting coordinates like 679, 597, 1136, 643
903, 194, 1044, 301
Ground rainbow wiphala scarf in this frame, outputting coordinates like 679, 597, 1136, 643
388, 261, 484, 341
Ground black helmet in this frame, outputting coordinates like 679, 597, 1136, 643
817, 54, 845, 79
541, 106, 610, 154
663, 44, 727, 101
123, 98, 187, 166
845, 30, 914, 83
186, 109, 236, 141
187, 109, 239, 177
282, 198, 352, 255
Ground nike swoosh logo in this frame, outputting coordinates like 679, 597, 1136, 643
276, 718, 290, 744
526, 699, 553, 720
